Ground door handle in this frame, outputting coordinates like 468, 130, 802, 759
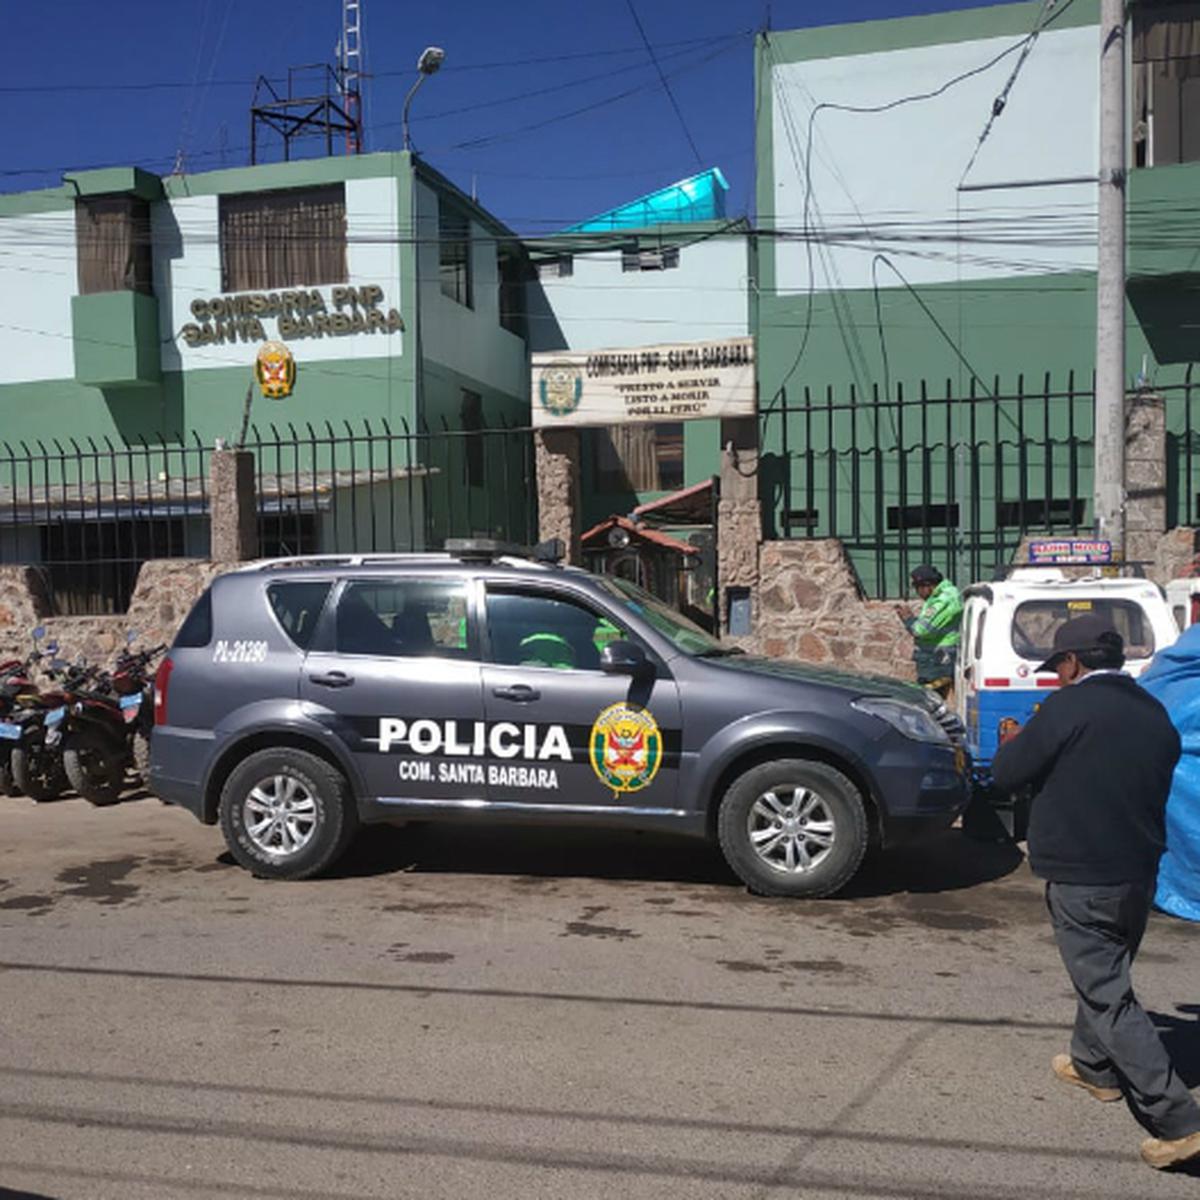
309, 671, 355, 688
492, 684, 541, 702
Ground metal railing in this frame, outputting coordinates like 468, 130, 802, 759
0, 418, 536, 616
761, 369, 1200, 599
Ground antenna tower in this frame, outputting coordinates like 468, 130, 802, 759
338, 0, 364, 154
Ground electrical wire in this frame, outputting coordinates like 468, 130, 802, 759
764, 4, 1087, 404
0, 32, 754, 95
958, 0, 1077, 188
0, 33, 749, 184
624, 0, 705, 169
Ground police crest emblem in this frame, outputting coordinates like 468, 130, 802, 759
589, 702, 662, 793
255, 341, 296, 399
537, 360, 583, 418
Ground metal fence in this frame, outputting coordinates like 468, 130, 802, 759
0, 418, 536, 616
1166, 366, 1200, 533
761, 369, 1200, 599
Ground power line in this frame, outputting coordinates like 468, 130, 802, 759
624, 0, 704, 169
958, 0, 1076, 188
0, 35, 748, 183
0, 32, 753, 95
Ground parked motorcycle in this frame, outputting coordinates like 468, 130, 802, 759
61, 637, 165, 806
0, 629, 52, 797
9, 634, 76, 803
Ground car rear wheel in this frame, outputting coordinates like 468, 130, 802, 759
717, 759, 869, 898
219, 748, 358, 880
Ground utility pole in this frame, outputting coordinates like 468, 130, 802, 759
1094, 0, 1126, 557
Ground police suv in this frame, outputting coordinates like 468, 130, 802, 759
149, 541, 969, 898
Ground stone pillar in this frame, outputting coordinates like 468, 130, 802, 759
535, 428, 581, 564
1124, 391, 1166, 570
210, 447, 259, 563
716, 416, 762, 637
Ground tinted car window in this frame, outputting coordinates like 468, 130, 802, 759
174, 589, 213, 648
268, 581, 332, 650
486, 590, 626, 671
336, 580, 473, 659
596, 575, 721, 656
1011, 598, 1155, 661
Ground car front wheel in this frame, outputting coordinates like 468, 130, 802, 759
219, 748, 358, 880
717, 759, 869, 898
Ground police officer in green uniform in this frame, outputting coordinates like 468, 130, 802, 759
896, 564, 963, 698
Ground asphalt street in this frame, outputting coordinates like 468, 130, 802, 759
1, 795, 1198, 1200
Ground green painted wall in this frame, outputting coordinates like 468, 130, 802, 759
0, 356, 414, 451
71, 291, 162, 388
419, 357, 534, 545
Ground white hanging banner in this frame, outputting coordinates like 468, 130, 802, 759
531, 336, 755, 428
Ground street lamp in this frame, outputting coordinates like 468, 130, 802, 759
402, 46, 446, 153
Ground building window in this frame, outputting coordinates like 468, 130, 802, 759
593, 423, 684, 493
498, 246, 528, 338
994, 498, 1085, 528
621, 245, 680, 273
1133, 2, 1200, 166
887, 503, 960, 531
439, 200, 472, 307
219, 184, 347, 292
75, 195, 153, 295
461, 389, 484, 487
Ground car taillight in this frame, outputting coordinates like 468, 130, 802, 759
153, 657, 173, 726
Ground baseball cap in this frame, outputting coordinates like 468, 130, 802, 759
1035, 613, 1124, 672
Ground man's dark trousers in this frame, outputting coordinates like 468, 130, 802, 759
1046, 881, 1200, 1139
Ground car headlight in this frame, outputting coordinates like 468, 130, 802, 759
851, 697, 949, 745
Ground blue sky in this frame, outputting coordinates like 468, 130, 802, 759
3, 0, 1030, 230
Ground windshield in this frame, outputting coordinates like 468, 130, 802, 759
1011, 598, 1157, 662
597, 576, 726, 656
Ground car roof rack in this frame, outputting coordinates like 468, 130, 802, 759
445, 537, 567, 565
236, 552, 451, 572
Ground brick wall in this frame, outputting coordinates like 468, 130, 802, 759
745, 540, 917, 681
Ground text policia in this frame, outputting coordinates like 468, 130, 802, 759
379, 717, 569, 792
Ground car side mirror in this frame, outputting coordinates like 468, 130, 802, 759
600, 640, 652, 677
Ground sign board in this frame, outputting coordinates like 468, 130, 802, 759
1028, 539, 1114, 565
179, 284, 403, 349
531, 337, 755, 428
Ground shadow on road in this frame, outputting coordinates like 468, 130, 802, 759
327, 822, 1026, 899
840, 829, 1025, 900
0, 1186, 61, 1199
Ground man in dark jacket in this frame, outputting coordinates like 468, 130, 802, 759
992, 614, 1200, 1171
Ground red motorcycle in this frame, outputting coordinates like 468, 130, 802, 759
61, 640, 165, 806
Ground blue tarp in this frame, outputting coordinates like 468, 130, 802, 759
1141, 623, 1200, 922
